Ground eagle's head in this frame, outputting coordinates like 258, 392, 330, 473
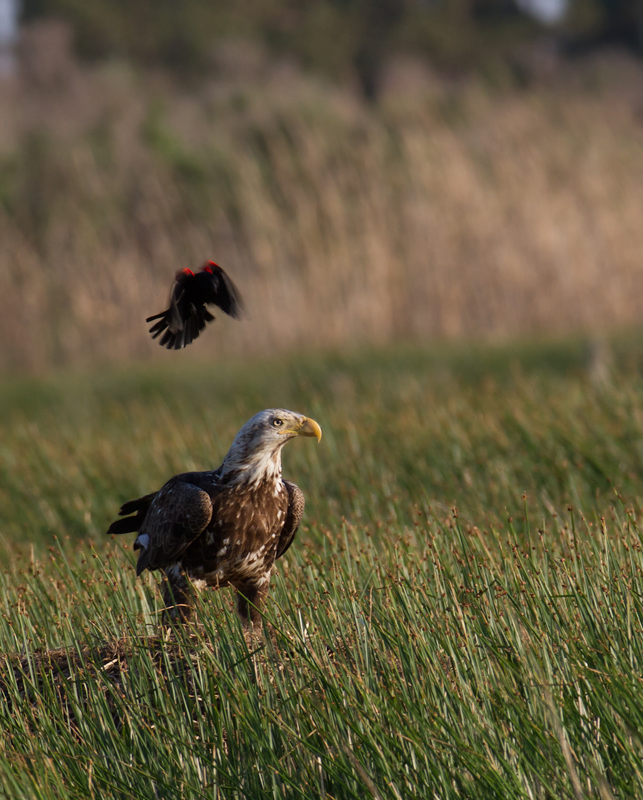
220, 409, 322, 485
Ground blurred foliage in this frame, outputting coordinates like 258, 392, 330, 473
20, 0, 643, 98
568, 0, 643, 51
17, 0, 643, 100
20, 0, 543, 95
3, 52, 643, 372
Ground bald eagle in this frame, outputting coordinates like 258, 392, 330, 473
107, 409, 322, 628
147, 261, 243, 350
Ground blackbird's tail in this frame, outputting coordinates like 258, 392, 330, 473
147, 307, 213, 349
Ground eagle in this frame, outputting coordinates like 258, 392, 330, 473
107, 409, 322, 629
146, 261, 243, 350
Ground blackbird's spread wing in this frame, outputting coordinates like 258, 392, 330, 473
110, 477, 214, 576
147, 262, 243, 350
276, 481, 305, 560
199, 266, 243, 318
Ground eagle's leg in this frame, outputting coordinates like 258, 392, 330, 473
161, 566, 194, 622
235, 580, 269, 633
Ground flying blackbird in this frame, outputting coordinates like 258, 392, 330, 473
147, 261, 243, 349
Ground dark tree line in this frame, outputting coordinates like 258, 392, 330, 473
20, 0, 643, 98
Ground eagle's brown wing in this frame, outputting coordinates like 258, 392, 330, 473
276, 481, 305, 560
133, 477, 213, 576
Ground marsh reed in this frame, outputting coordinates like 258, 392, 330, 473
2, 45, 643, 372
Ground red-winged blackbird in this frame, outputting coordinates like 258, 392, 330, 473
146, 261, 243, 349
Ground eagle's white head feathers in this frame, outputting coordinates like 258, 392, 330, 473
220, 409, 322, 486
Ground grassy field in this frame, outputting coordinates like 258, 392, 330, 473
3, 339, 643, 797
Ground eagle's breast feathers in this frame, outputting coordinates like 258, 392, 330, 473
131, 472, 299, 589
184, 476, 291, 586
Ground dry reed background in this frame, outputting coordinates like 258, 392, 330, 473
2, 29, 643, 373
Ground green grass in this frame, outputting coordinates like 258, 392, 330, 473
3, 339, 643, 798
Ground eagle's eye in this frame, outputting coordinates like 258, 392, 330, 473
272, 418, 284, 428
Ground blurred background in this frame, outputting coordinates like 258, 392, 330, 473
1, 0, 643, 373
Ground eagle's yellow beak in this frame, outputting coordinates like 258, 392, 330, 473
297, 417, 322, 442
